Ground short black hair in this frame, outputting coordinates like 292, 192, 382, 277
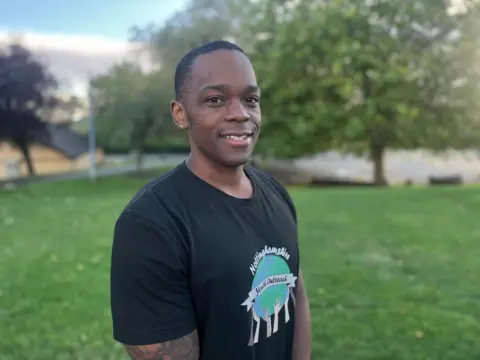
174, 40, 247, 100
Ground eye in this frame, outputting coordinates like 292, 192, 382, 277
205, 96, 225, 105
245, 96, 260, 106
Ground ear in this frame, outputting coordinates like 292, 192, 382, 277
170, 100, 188, 130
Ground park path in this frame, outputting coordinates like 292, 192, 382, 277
2, 150, 479, 189
0, 154, 186, 189
294, 149, 480, 184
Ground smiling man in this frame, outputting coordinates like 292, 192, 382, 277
110, 40, 311, 360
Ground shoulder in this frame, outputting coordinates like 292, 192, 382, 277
112, 167, 192, 277
246, 164, 297, 222
115, 164, 191, 241
121, 164, 188, 218
125, 165, 185, 209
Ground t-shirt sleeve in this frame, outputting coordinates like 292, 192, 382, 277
110, 209, 196, 345
262, 170, 298, 223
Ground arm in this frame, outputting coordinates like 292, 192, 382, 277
110, 210, 198, 360
124, 329, 199, 360
293, 270, 311, 360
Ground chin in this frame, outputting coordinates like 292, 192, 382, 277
219, 155, 251, 169
223, 159, 249, 169
205, 142, 256, 169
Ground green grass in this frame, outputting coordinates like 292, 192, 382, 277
1, 174, 479, 359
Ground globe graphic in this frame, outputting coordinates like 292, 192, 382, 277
251, 255, 290, 319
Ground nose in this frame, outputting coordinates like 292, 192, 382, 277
225, 99, 250, 122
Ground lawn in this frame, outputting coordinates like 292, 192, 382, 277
1, 172, 479, 359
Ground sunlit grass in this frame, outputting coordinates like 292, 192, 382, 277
1, 174, 479, 359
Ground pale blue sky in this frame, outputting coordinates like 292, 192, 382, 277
0, 0, 188, 39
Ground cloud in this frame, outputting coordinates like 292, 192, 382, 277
0, 29, 152, 98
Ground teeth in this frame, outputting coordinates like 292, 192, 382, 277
225, 135, 248, 140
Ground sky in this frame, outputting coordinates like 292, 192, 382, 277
0, 1, 189, 97
0, 1, 187, 40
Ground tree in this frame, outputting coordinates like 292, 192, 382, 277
37, 94, 84, 124
95, 0, 247, 165
150, 0, 245, 69
91, 63, 175, 173
247, 0, 480, 185
0, 43, 59, 176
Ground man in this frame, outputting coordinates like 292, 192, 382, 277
110, 40, 311, 360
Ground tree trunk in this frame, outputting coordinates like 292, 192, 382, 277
130, 108, 154, 175
16, 139, 35, 176
135, 149, 144, 174
370, 143, 387, 186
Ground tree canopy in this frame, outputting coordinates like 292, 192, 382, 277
0, 43, 60, 175
248, 0, 480, 184
92, 0, 480, 184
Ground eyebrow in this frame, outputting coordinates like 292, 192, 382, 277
200, 84, 261, 94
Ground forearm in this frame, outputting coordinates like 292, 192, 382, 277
293, 271, 311, 360
123, 330, 200, 360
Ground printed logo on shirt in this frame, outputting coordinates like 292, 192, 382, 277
242, 245, 297, 346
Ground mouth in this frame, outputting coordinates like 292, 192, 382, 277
221, 133, 253, 140
219, 131, 254, 147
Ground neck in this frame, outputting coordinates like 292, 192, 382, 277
186, 154, 246, 188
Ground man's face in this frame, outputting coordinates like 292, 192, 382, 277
172, 50, 261, 168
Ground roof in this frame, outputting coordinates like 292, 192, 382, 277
37, 123, 90, 159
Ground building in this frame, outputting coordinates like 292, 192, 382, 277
0, 123, 104, 180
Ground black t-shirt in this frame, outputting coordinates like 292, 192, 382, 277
110, 161, 299, 360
